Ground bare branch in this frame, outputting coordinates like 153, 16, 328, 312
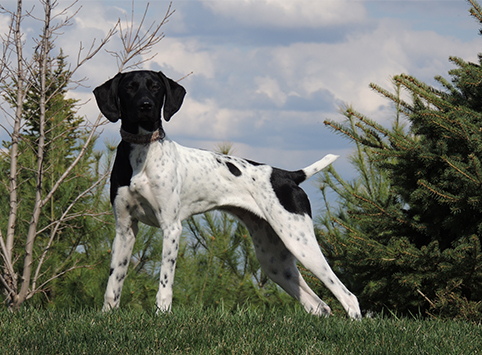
4, 0, 25, 300
28, 262, 96, 299
0, 230, 15, 280
16, 0, 52, 306
74, 25, 118, 70
41, 113, 104, 207
110, 1, 174, 72
31, 166, 111, 291
0, 273, 15, 300
177, 71, 194, 83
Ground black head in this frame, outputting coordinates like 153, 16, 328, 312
93, 70, 186, 133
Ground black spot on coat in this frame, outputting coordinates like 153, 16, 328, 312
226, 162, 242, 177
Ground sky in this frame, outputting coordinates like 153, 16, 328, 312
1, 0, 482, 213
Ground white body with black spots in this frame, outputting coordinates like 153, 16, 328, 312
94, 70, 361, 319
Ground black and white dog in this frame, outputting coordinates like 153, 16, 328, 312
94, 70, 361, 319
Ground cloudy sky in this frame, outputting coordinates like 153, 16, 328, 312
1, 0, 482, 212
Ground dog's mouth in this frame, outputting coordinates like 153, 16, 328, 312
136, 110, 158, 121
133, 109, 159, 123
134, 100, 161, 122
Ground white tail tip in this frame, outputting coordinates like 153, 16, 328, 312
303, 154, 339, 180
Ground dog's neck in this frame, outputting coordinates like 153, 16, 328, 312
120, 127, 165, 144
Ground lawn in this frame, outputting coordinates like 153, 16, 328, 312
0, 307, 480, 354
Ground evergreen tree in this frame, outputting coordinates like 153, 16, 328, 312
317, 1, 482, 321
0, 52, 113, 309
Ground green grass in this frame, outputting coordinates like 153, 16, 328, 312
0, 307, 480, 354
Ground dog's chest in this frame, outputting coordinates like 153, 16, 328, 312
119, 142, 177, 226
129, 141, 175, 185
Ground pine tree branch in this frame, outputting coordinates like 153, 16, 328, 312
347, 107, 390, 140
29, 262, 97, 299
441, 156, 479, 184
323, 120, 359, 142
350, 192, 400, 223
468, 0, 482, 23
417, 180, 460, 202
469, 154, 482, 183
369, 82, 413, 115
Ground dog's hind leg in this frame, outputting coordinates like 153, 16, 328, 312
270, 213, 362, 319
254, 224, 333, 316
228, 209, 331, 316
229, 207, 361, 319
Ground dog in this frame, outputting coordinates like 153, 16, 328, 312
93, 70, 361, 319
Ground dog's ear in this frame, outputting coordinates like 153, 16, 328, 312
93, 73, 123, 122
158, 71, 186, 121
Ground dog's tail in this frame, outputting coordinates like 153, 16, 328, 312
273, 154, 339, 186
301, 154, 339, 181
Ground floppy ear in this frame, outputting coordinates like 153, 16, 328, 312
93, 73, 123, 122
158, 71, 186, 121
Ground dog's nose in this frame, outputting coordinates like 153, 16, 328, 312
139, 101, 153, 111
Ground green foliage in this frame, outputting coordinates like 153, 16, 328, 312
317, 2, 482, 321
1, 308, 481, 354
0, 53, 114, 308
174, 212, 296, 311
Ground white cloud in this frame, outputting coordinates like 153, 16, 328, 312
257, 18, 482, 123
0, 12, 10, 36
254, 76, 287, 106
201, 0, 367, 28
133, 8, 482, 156
167, 97, 256, 140
147, 38, 216, 79
2, 0, 481, 204
70, 3, 119, 34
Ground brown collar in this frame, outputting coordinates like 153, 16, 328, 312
120, 129, 165, 144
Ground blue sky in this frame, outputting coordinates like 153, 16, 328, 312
1, 0, 482, 212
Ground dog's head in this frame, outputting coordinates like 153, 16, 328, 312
93, 70, 186, 132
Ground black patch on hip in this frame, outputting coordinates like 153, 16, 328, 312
270, 168, 311, 217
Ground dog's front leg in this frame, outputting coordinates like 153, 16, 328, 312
103, 212, 138, 311
156, 220, 182, 313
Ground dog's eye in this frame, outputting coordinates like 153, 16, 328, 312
151, 84, 160, 91
124, 82, 138, 91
